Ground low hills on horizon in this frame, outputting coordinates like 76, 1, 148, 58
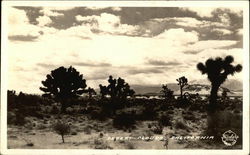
131, 79, 243, 96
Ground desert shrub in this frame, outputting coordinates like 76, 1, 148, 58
15, 112, 26, 125
113, 112, 136, 130
65, 107, 74, 114
183, 115, 196, 121
53, 121, 71, 143
174, 119, 188, 130
83, 125, 92, 134
37, 124, 47, 130
71, 130, 77, 135
158, 112, 172, 126
7, 111, 16, 125
150, 123, 163, 134
26, 142, 34, 147
201, 114, 207, 119
90, 108, 107, 121
51, 104, 60, 114
189, 104, 202, 111
141, 104, 157, 120
167, 110, 174, 115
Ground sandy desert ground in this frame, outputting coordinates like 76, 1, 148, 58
7, 106, 242, 149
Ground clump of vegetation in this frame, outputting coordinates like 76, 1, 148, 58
90, 108, 107, 121
174, 119, 188, 130
160, 84, 174, 100
99, 76, 135, 108
183, 113, 196, 122
158, 112, 172, 126
149, 122, 163, 134
53, 120, 71, 143
113, 111, 136, 130
141, 104, 157, 120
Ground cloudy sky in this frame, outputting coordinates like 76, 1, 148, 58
6, 6, 244, 94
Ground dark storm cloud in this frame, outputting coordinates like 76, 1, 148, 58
118, 7, 202, 25
8, 35, 38, 42
146, 59, 182, 66
72, 62, 112, 67
14, 7, 43, 25
15, 7, 243, 41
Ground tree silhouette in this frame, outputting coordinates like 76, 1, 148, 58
99, 76, 135, 102
197, 55, 242, 112
176, 76, 188, 99
40, 66, 88, 113
160, 84, 174, 100
99, 84, 108, 99
87, 87, 96, 99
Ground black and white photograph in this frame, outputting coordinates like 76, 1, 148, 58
1, 1, 249, 154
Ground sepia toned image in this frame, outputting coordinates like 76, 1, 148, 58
1, 1, 249, 154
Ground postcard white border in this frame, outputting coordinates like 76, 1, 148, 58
1, 1, 249, 155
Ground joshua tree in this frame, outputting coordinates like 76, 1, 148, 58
176, 76, 188, 99
40, 66, 89, 113
99, 76, 135, 102
160, 84, 174, 100
197, 55, 242, 112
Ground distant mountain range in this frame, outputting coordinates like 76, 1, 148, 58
131, 79, 242, 96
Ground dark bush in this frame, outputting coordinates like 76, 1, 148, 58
183, 114, 196, 121
158, 112, 172, 126
141, 104, 157, 120
174, 119, 188, 130
150, 123, 163, 134
90, 108, 107, 121
113, 112, 136, 130
15, 112, 26, 125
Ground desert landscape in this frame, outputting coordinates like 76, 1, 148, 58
7, 71, 243, 149
5, 6, 244, 150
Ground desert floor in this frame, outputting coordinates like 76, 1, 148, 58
7, 107, 242, 149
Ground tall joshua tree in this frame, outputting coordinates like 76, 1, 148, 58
176, 76, 188, 99
40, 66, 89, 113
197, 55, 242, 112
99, 76, 135, 101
